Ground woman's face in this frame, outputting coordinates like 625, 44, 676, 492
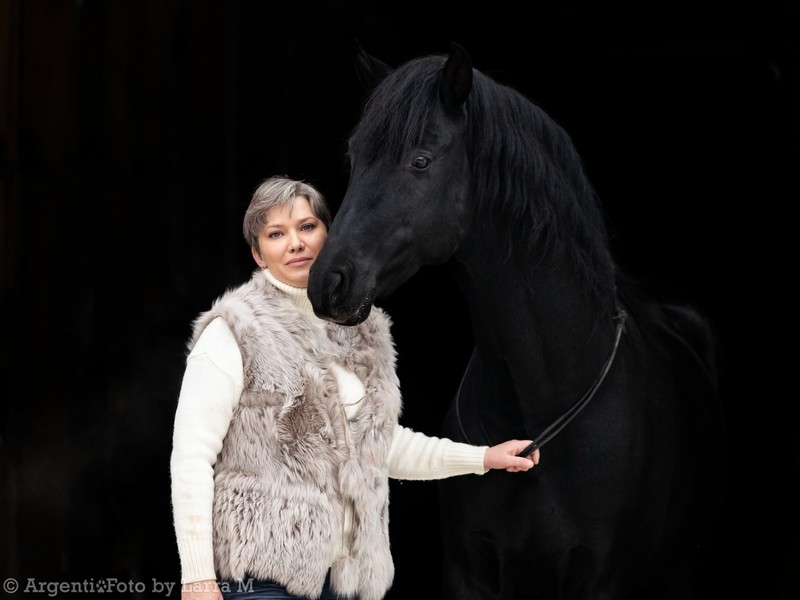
251, 196, 328, 287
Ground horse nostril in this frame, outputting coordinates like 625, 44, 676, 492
327, 268, 349, 305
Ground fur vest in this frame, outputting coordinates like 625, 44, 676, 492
189, 270, 402, 600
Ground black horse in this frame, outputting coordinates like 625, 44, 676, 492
308, 43, 726, 600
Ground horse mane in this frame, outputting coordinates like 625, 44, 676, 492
349, 54, 616, 309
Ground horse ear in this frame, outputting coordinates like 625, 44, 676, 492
353, 38, 392, 93
440, 42, 473, 112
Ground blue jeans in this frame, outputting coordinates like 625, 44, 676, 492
220, 573, 358, 600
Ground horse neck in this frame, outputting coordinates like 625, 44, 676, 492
450, 237, 619, 421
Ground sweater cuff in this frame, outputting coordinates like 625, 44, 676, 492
177, 535, 217, 583
444, 443, 490, 475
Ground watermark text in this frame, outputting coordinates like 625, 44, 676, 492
3, 576, 255, 596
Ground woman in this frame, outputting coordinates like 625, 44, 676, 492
171, 176, 540, 600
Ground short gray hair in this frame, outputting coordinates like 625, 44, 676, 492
242, 176, 332, 249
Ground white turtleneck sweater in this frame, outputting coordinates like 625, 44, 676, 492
171, 269, 489, 584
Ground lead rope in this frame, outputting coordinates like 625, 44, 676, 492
455, 310, 628, 455
515, 309, 627, 457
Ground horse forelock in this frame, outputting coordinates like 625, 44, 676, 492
349, 55, 445, 164
348, 53, 615, 309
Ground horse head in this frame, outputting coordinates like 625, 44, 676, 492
308, 43, 475, 325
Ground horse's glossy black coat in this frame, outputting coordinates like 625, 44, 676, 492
308, 43, 726, 600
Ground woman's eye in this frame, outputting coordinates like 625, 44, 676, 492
268, 231, 282, 239
411, 156, 431, 170
301, 223, 315, 231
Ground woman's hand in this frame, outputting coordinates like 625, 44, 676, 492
484, 440, 540, 472
181, 579, 223, 600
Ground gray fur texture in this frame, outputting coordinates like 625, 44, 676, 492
189, 271, 402, 600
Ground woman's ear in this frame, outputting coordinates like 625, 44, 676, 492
251, 246, 265, 269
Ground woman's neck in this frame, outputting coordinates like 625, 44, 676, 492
261, 268, 316, 317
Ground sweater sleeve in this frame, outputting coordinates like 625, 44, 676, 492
386, 424, 489, 480
170, 317, 243, 583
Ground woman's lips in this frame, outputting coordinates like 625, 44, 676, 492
286, 257, 312, 266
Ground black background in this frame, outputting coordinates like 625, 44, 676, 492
2, 1, 798, 598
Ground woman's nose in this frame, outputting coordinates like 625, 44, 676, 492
288, 232, 305, 252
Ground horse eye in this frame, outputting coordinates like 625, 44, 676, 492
411, 156, 431, 170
